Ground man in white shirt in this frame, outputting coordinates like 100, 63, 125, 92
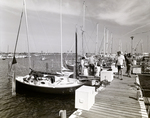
80, 57, 85, 75
115, 51, 125, 80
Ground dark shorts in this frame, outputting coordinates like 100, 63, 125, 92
117, 65, 122, 70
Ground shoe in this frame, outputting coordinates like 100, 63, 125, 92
128, 75, 131, 78
120, 78, 123, 80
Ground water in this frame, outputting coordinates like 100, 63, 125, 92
0, 54, 76, 118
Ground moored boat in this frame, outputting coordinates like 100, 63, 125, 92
41, 56, 46, 61
10, 0, 99, 95
16, 70, 84, 94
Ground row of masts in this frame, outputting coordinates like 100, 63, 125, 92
103, 27, 113, 55
81, 2, 114, 56
83, 20, 147, 56
81, 2, 149, 56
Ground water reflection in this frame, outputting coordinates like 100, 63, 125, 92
0, 57, 76, 118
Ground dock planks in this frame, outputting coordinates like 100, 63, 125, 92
70, 74, 148, 118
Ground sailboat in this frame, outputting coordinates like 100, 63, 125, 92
1, 54, 7, 60
41, 55, 46, 61
65, 59, 78, 71
65, 5, 101, 77
16, 30, 84, 94
65, 2, 86, 72
41, 56, 46, 61
14, 0, 84, 94
40, 51, 46, 61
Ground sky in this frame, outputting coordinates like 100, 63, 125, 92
0, 0, 150, 54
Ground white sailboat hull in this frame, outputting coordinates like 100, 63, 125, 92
16, 75, 83, 94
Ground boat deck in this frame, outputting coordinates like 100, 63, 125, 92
70, 74, 148, 118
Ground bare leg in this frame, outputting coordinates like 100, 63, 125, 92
120, 69, 123, 80
118, 69, 120, 78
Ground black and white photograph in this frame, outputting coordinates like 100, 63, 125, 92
0, 0, 150, 118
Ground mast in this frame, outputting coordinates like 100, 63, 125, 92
130, 36, 134, 54
119, 39, 122, 51
96, 23, 99, 55
106, 28, 109, 55
23, 0, 31, 69
60, 0, 63, 73
110, 32, 113, 54
103, 27, 106, 56
82, 1, 85, 56
141, 40, 143, 53
147, 35, 149, 52
126, 43, 128, 53
75, 28, 78, 78
10, 6, 23, 70
11, 1, 24, 96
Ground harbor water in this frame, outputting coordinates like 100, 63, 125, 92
0, 54, 76, 118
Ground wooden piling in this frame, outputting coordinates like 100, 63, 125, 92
12, 71, 16, 96
59, 110, 66, 118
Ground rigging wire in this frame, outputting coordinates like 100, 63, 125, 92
86, 7, 98, 42
29, 0, 62, 69
131, 29, 150, 35
117, 22, 150, 39
30, 0, 55, 52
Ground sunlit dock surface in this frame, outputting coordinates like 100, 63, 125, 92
70, 74, 148, 118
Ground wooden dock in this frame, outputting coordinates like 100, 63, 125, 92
70, 74, 148, 118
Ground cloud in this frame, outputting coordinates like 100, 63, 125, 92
27, 0, 82, 16
0, 0, 23, 9
97, 0, 150, 25
2, 0, 150, 26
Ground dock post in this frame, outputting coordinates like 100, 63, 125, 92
12, 71, 16, 96
59, 110, 66, 118
7, 61, 12, 79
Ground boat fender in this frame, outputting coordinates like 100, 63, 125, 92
59, 110, 66, 118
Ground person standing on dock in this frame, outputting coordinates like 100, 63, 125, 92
88, 55, 96, 76
95, 57, 103, 77
125, 53, 133, 77
84, 53, 89, 66
124, 53, 128, 74
80, 57, 85, 75
115, 51, 125, 80
132, 55, 137, 65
